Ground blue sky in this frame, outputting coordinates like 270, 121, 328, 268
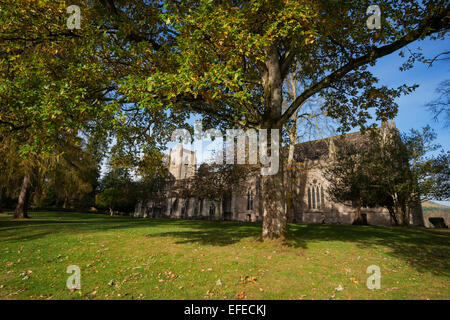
371, 38, 449, 150
369, 37, 449, 205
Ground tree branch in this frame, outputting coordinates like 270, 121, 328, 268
279, 8, 449, 126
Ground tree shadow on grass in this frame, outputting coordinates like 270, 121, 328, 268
144, 221, 264, 246
144, 222, 449, 276
0, 212, 263, 245
0, 212, 184, 242
288, 224, 450, 277
1, 212, 448, 276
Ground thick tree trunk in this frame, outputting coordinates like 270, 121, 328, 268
262, 167, 287, 239
14, 174, 31, 219
260, 45, 287, 239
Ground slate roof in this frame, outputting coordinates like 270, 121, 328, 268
293, 130, 379, 162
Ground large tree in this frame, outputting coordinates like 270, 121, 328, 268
2, 1, 448, 236
0, 1, 115, 217
123, 0, 447, 237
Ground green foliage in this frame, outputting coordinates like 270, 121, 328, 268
402, 126, 449, 202
325, 125, 449, 225
1, 1, 448, 233
325, 138, 377, 208
0, 1, 114, 156
95, 168, 136, 213
178, 163, 255, 201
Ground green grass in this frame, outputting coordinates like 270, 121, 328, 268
0, 211, 449, 300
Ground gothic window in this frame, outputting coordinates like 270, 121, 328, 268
308, 188, 311, 209
209, 203, 216, 216
312, 187, 316, 209
171, 199, 179, 215
316, 186, 320, 209
182, 200, 189, 217
307, 183, 326, 210
321, 186, 325, 209
247, 190, 254, 210
194, 205, 198, 216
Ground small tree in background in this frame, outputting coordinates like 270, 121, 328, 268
402, 126, 449, 203
95, 168, 138, 215
177, 163, 255, 206
324, 138, 376, 225
325, 126, 449, 226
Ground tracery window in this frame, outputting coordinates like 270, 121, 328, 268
307, 181, 326, 210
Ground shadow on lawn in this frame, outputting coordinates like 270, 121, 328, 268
145, 222, 449, 276
0, 212, 262, 246
145, 221, 263, 246
0, 212, 448, 276
288, 224, 450, 277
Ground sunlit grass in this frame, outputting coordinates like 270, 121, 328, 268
0, 211, 448, 300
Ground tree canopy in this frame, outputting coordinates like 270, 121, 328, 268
0, 0, 448, 236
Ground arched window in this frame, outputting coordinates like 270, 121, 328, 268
247, 190, 254, 210
316, 186, 320, 209
307, 183, 326, 210
308, 188, 311, 209
312, 187, 316, 209
321, 186, 325, 209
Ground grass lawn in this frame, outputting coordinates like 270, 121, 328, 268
0, 211, 449, 300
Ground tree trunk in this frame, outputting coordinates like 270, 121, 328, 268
262, 167, 287, 239
352, 200, 365, 225
260, 45, 286, 239
14, 174, 31, 219
388, 206, 399, 225
285, 134, 296, 223
400, 202, 410, 226
392, 193, 407, 226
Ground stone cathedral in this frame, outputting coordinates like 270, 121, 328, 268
133, 121, 424, 226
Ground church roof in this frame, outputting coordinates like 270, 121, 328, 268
293, 130, 380, 162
